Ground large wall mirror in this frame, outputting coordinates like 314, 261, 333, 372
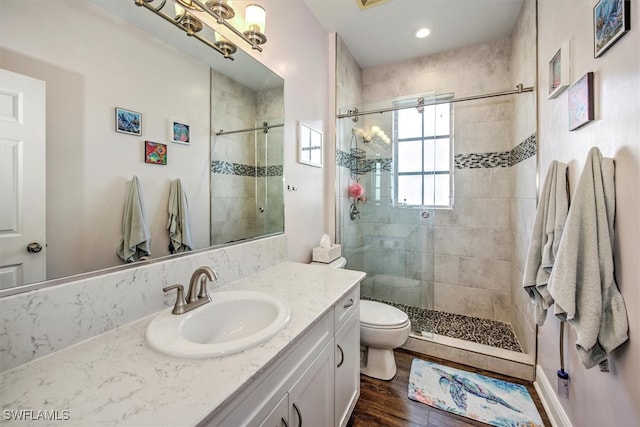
0, 0, 284, 296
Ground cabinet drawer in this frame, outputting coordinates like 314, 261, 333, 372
334, 285, 359, 332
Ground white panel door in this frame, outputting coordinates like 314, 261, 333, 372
0, 68, 46, 290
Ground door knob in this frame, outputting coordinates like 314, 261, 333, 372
26, 242, 43, 253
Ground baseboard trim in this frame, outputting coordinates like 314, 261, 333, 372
533, 365, 572, 427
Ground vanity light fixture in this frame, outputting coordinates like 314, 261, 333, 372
192, 0, 268, 51
353, 125, 390, 145
134, 0, 267, 61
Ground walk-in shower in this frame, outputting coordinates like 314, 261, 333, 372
337, 88, 533, 355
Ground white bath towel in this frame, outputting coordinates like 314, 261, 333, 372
167, 178, 193, 254
548, 147, 629, 371
116, 176, 151, 262
522, 160, 569, 325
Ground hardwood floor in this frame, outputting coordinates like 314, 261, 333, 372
348, 349, 551, 427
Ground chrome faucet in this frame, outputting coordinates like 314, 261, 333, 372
163, 266, 219, 315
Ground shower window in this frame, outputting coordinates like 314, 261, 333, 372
394, 95, 453, 208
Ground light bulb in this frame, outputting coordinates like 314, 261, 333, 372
245, 4, 266, 34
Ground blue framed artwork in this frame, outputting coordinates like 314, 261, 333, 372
594, 0, 630, 58
170, 120, 190, 145
115, 107, 142, 136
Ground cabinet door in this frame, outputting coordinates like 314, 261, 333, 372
288, 340, 335, 427
259, 393, 288, 427
334, 311, 360, 427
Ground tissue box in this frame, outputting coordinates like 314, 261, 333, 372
312, 244, 342, 263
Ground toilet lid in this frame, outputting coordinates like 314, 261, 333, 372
360, 300, 409, 328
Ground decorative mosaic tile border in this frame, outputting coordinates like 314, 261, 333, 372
211, 160, 282, 177
363, 296, 522, 352
337, 133, 536, 171
509, 133, 537, 166
455, 151, 510, 169
337, 150, 392, 173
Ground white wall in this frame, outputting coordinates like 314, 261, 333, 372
537, 1, 640, 424
218, 0, 332, 262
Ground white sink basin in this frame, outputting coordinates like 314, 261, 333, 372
146, 290, 291, 358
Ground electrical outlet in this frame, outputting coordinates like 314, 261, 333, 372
557, 376, 569, 399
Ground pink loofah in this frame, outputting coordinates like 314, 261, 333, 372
348, 182, 364, 199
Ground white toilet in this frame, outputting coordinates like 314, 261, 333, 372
311, 257, 411, 381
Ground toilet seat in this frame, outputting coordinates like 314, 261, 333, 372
360, 300, 409, 329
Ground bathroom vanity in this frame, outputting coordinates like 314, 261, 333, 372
0, 262, 364, 426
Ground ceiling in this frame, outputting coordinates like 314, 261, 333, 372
304, 0, 524, 68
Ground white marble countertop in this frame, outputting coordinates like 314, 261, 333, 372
0, 262, 365, 426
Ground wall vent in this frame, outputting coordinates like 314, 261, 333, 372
356, 0, 391, 10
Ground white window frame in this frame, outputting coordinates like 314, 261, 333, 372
393, 94, 454, 209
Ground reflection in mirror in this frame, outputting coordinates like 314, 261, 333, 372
210, 69, 284, 245
298, 123, 323, 168
0, 0, 283, 296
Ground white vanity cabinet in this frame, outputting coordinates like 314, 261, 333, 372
258, 340, 335, 427
334, 286, 360, 427
287, 340, 335, 426
206, 285, 360, 427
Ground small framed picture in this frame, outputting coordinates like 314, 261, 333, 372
298, 122, 323, 168
115, 107, 142, 136
145, 141, 167, 165
568, 72, 595, 131
594, 0, 630, 58
170, 120, 190, 145
548, 41, 570, 99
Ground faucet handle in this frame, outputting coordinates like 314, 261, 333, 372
197, 277, 211, 300
163, 284, 187, 315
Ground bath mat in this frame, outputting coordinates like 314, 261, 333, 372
408, 358, 543, 427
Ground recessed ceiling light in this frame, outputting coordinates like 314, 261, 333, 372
415, 28, 431, 39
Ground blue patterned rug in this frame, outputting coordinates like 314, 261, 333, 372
408, 359, 543, 427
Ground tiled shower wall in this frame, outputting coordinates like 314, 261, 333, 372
336, 0, 537, 332
509, 0, 537, 355
210, 70, 284, 245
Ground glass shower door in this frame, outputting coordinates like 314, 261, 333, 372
336, 103, 435, 314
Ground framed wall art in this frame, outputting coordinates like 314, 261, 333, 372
170, 120, 190, 145
145, 141, 167, 165
298, 122, 323, 167
568, 72, 594, 131
594, 0, 630, 58
115, 107, 142, 136
548, 41, 570, 99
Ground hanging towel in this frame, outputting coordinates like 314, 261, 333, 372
167, 178, 193, 254
116, 176, 151, 262
522, 160, 569, 325
548, 147, 629, 371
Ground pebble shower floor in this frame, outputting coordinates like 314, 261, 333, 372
363, 297, 523, 352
